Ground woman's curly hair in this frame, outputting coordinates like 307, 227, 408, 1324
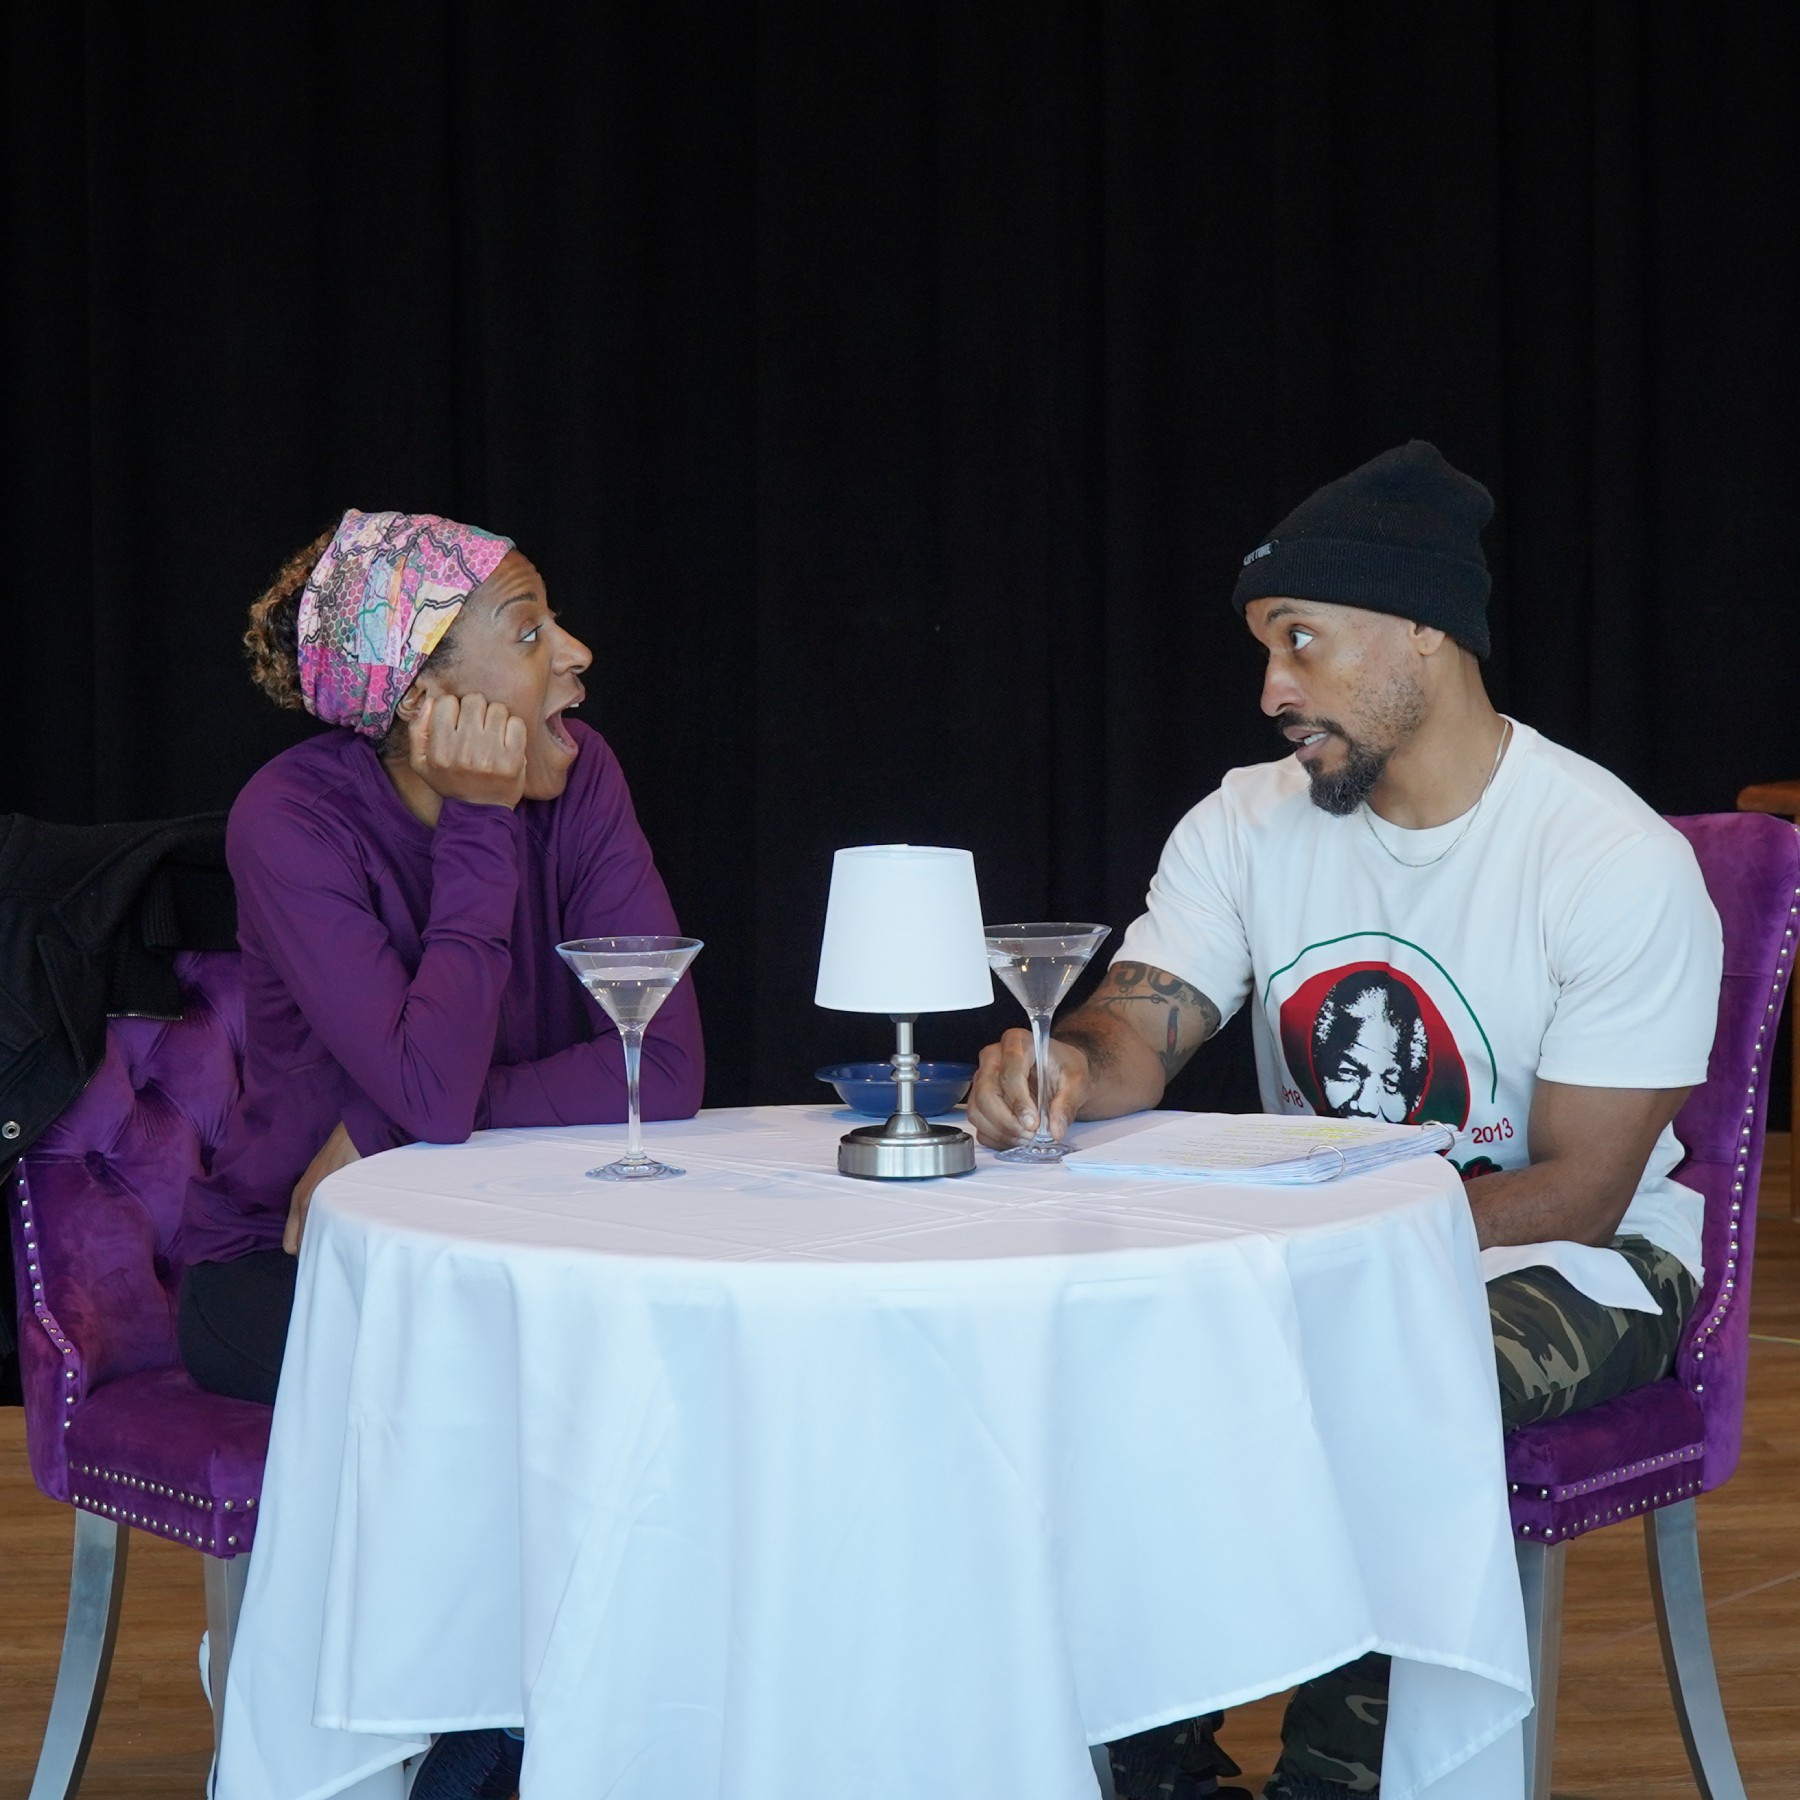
243, 524, 335, 711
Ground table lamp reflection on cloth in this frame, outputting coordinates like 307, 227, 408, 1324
815, 844, 993, 1177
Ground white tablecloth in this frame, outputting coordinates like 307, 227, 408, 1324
218, 1107, 1529, 1800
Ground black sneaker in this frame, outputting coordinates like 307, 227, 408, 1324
408, 1728, 525, 1800
1110, 1712, 1251, 1800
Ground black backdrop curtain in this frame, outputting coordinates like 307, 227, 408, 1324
2, 2, 1795, 1120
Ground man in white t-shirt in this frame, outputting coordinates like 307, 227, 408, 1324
968, 440, 1723, 1800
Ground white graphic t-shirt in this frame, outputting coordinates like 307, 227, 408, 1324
1116, 721, 1723, 1284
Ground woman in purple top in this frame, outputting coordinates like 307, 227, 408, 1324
178, 510, 704, 1411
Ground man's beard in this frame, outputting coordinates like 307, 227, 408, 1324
1280, 717, 1393, 816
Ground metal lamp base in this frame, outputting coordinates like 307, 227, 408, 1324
834, 1016, 977, 1179
838, 1119, 976, 1180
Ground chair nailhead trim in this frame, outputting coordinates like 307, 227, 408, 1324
1547, 1442, 1703, 1501
1514, 1476, 1707, 1544
12, 1170, 81, 1366
1681, 856, 1800, 1390
75, 1465, 256, 1513
70, 1494, 244, 1551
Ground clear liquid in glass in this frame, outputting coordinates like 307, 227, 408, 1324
981, 923, 1110, 1164
988, 950, 1087, 1016
555, 935, 702, 1181
579, 969, 681, 1030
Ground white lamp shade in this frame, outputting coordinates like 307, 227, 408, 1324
815, 845, 994, 1013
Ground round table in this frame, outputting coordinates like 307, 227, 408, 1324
217, 1106, 1529, 1800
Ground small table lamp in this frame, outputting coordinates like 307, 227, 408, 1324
815, 845, 994, 1178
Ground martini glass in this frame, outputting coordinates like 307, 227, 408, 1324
556, 935, 703, 1180
983, 922, 1110, 1163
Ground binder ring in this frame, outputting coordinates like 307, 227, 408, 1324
1305, 1143, 1349, 1181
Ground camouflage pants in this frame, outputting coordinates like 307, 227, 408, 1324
1264, 1234, 1697, 1797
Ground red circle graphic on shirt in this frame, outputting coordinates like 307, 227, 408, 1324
1278, 961, 1472, 1130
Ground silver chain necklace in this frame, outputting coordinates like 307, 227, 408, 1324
1360, 719, 1513, 870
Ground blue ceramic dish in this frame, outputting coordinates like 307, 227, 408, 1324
815, 1060, 976, 1118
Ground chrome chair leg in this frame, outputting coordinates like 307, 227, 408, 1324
202, 1551, 251, 1765
1091, 1741, 1118, 1798
1646, 1499, 1747, 1800
29, 1508, 129, 1800
1514, 1535, 1566, 1800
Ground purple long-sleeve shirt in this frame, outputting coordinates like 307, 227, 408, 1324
181, 720, 704, 1265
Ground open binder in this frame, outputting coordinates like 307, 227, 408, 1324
1069, 1112, 1457, 1184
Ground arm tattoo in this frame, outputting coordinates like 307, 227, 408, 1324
1056, 961, 1221, 1081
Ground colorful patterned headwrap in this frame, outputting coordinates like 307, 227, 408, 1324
296, 509, 515, 737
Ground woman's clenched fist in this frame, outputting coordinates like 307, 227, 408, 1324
408, 693, 529, 809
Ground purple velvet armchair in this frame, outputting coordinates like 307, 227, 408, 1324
9, 949, 269, 1797
1506, 813, 1800, 1800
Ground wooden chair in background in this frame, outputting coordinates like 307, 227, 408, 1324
1736, 781, 1800, 1219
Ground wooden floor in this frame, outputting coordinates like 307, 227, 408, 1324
5, 1139, 1797, 1799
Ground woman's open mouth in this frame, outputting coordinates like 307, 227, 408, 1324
544, 703, 580, 755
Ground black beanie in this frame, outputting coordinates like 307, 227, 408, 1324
1231, 440, 1494, 658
